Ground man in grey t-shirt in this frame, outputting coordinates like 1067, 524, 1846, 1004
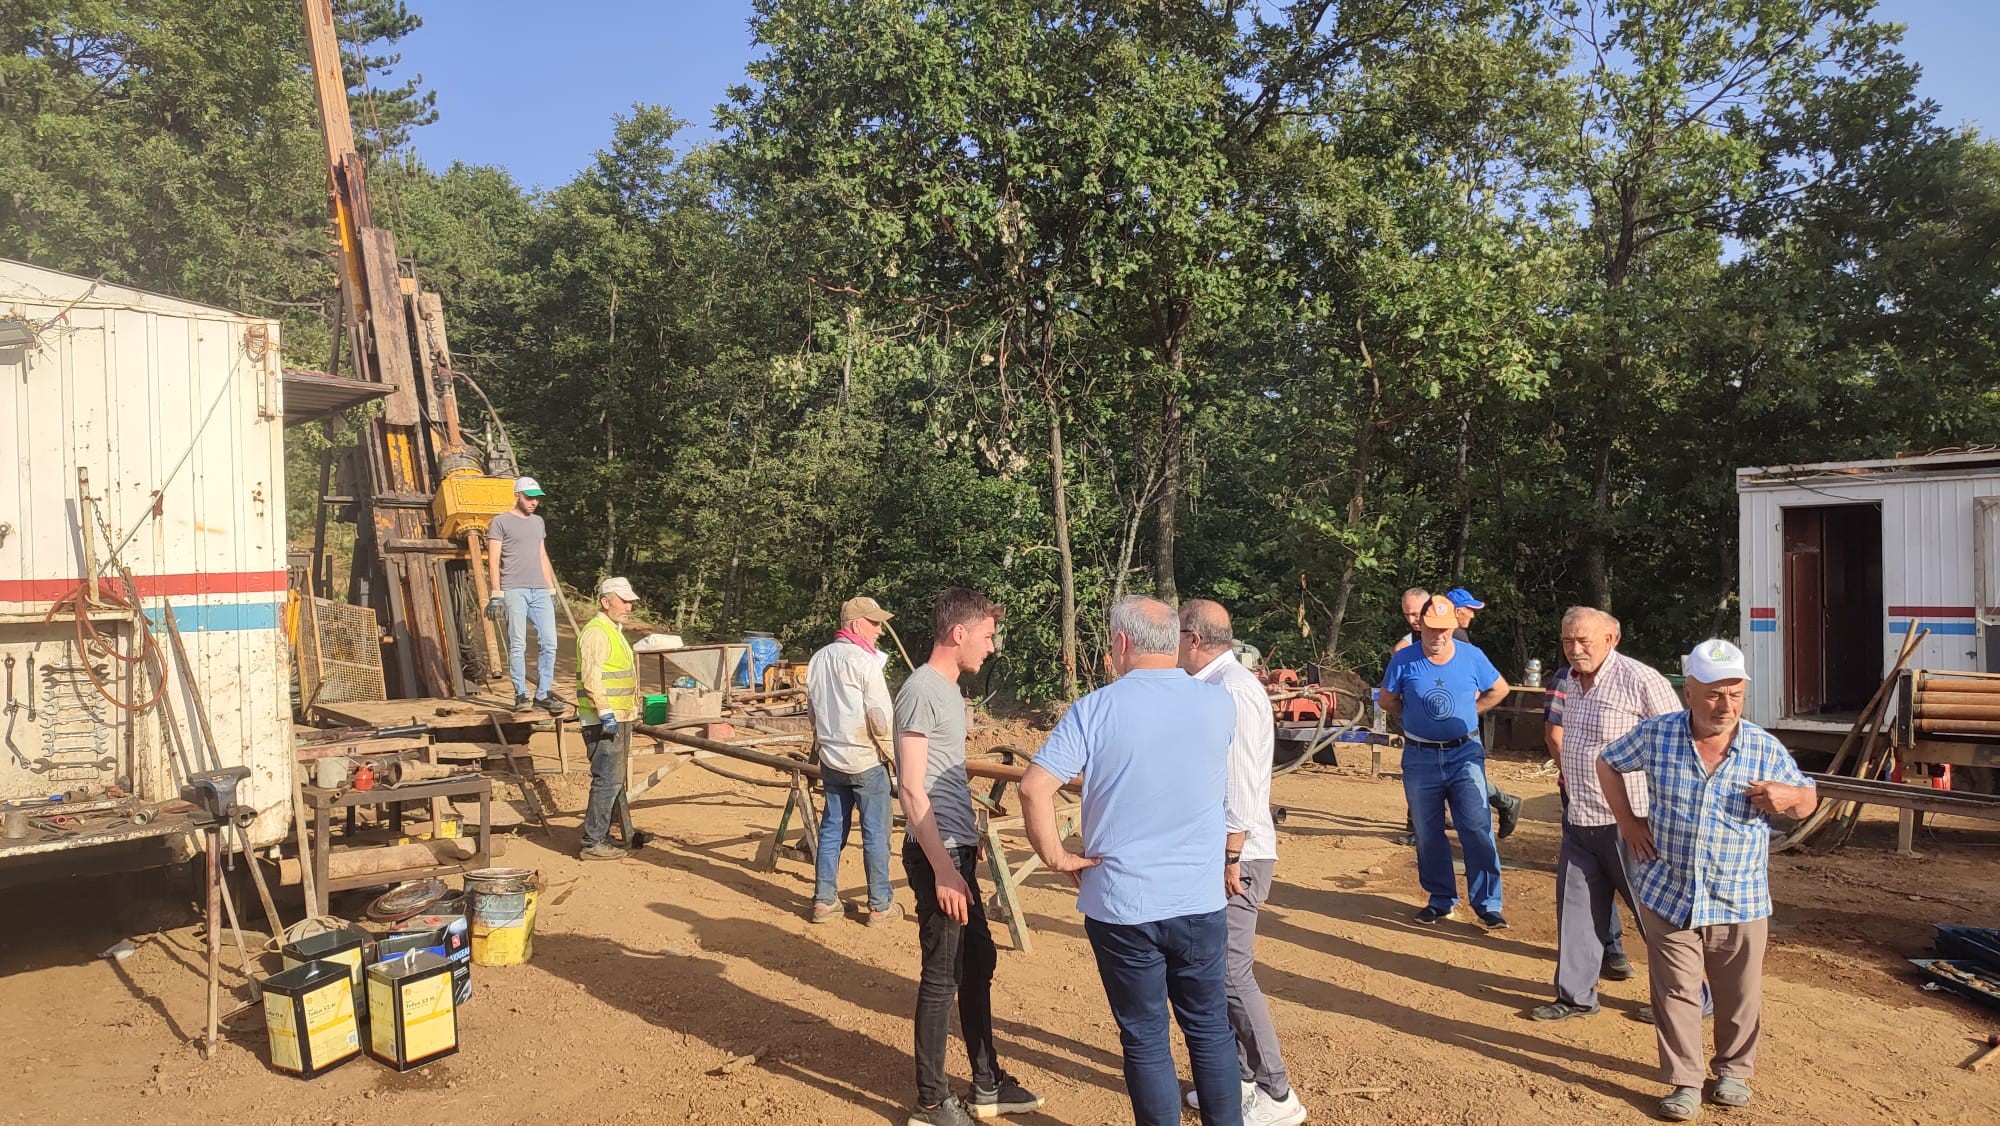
894, 588, 1042, 1126
485, 477, 564, 714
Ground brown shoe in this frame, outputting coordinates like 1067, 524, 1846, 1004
868, 902, 904, 928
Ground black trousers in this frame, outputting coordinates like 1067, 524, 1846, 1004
903, 842, 1000, 1105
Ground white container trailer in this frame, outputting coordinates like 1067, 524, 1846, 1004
0, 259, 294, 858
1736, 450, 2000, 753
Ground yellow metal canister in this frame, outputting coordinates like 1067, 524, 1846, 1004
432, 472, 517, 540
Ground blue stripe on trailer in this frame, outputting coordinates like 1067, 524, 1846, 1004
143, 601, 284, 633
1889, 620, 1978, 636
1749, 620, 1776, 633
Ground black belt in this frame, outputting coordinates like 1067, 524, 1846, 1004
1406, 736, 1473, 751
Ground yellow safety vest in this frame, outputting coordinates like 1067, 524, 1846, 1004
578, 613, 637, 719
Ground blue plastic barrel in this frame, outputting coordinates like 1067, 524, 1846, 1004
735, 632, 782, 688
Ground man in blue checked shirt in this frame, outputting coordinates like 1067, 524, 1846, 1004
1596, 639, 1818, 1123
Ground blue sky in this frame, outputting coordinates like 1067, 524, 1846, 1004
398, 1, 1999, 191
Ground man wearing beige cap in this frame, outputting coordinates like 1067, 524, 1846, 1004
806, 595, 901, 925
576, 577, 642, 861
1598, 638, 1817, 1121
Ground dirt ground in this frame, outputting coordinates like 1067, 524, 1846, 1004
4, 727, 1999, 1126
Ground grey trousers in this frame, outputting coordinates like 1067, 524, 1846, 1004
1225, 858, 1292, 1100
1553, 821, 1638, 1008
1640, 905, 1767, 1087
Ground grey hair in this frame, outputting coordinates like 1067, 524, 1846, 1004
1110, 595, 1180, 655
1560, 605, 1621, 638
1402, 586, 1430, 603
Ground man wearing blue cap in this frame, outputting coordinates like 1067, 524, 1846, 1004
1442, 587, 1525, 839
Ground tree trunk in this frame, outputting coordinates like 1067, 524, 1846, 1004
1048, 403, 1080, 700
1586, 438, 1613, 610
1154, 392, 1182, 605
1451, 409, 1472, 582
1325, 325, 1383, 660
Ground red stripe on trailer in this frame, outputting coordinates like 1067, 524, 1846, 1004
0, 570, 288, 603
1749, 607, 1776, 619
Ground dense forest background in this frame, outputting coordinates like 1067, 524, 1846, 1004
6, 1, 1998, 699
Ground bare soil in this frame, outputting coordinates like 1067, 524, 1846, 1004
4, 732, 1999, 1125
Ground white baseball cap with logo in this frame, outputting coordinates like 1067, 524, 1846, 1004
598, 577, 639, 603
1683, 638, 1749, 683
514, 476, 545, 497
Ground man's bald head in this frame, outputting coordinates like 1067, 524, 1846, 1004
1177, 598, 1235, 674
1179, 599, 1232, 649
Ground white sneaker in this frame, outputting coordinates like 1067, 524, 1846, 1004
1245, 1087, 1309, 1126
1184, 1080, 1258, 1111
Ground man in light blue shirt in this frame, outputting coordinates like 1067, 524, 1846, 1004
1022, 596, 1242, 1126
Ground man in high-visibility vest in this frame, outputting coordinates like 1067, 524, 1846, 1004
577, 576, 641, 861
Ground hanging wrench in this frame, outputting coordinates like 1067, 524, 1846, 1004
25, 654, 34, 722
3, 655, 15, 716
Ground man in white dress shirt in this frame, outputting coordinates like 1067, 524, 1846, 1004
1177, 599, 1307, 1126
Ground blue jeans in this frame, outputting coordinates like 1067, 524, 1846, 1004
814, 764, 893, 911
503, 587, 559, 699
1085, 911, 1242, 1126
1404, 739, 1504, 915
580, 720, 629, 848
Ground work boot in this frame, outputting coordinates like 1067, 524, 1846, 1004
1603, 952, 1636, 980
514, 693, 532, 712
1493, 790, 1523, 839
967, 1073, 1043, 1118
580, 842, 628, 862
1529, 1000, 1599, 1021
536, 693, 567, 716
906, 1097, 978, 1126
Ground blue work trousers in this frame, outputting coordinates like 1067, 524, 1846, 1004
1085, 910, 1243, 1126
1403, 739, 1505, 916
503, 587, 559, 699
814, 763, 894, 912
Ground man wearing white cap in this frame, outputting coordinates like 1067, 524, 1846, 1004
805, 595, 901, 926
1597, 639, 1818, 1122
486, 477, 564, 714
575, 576, 642, 861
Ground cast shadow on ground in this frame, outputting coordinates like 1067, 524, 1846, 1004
652, 900, 1136, 1104
533, 927, 916, 1121
641, 850, 1128, 1084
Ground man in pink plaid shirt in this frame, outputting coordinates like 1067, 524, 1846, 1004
1531, 607, 1680, 1023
